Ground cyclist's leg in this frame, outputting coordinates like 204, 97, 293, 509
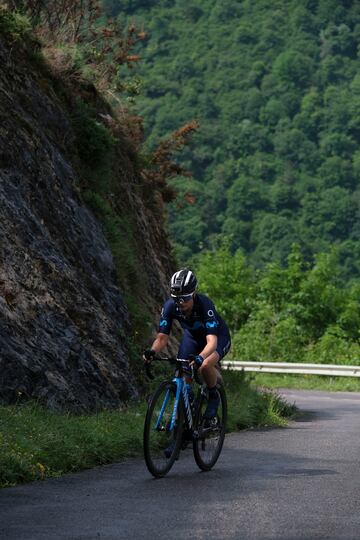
199, 351, 220, 387
178, 331, 206, 387
176, 332, 205, 445
177, 330, 204, 360
200, 334, 231, 417
199, 333, 231, 385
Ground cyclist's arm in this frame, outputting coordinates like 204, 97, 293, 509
150, 332, 169, 354
144, 300, 173, 361
198, 334, 218, 360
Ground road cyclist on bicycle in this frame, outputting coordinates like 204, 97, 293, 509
143, 269, 231, 470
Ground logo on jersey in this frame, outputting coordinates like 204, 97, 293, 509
192, 321, 204, 329
207, 309, 214, 317
206, 321, 218, 329
160, 320, 168, 327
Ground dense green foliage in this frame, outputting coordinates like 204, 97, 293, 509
0, 372, 294, 487
0, 6, 32, 40
107, 0, 360, 278
196, 242, 360, 363
5, 3, 359, 367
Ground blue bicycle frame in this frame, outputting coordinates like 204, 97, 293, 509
155, 365, 193, 432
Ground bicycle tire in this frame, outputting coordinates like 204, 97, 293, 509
144, 381, 184, 478
193, 385, 227, 471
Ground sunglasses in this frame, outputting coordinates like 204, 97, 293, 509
172, 293, 194, 304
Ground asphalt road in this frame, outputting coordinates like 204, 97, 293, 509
1, 389, 360, 540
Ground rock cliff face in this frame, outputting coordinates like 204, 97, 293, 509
0, 35, 174, 410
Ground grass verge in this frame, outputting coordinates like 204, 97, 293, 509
223, 370, 296, 431
0, 372, 295, 488
248, 372, 360, 392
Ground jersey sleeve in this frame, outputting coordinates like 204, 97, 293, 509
158, 299, 173, 335
202, 298, 220, 336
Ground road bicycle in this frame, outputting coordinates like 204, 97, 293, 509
143, 356, 227, 478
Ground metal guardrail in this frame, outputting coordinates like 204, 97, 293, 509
225, 360, 360, 378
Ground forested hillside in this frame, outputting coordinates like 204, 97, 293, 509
2, 0, 360, 378
105, 0, 360, 279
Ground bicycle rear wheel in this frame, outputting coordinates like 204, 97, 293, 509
144, 381, 184, 478
193, 385, 227, 471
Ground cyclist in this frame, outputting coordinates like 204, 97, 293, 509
143, 269, 231, 420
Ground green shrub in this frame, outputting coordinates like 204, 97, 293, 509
0, 8, 31, 40
232, 306, 306, 362
196, 243, 360, 365
224, 370, 296, 430
305, 326, 360, 365
72, 100, 114, 171
195, 241, 255, 332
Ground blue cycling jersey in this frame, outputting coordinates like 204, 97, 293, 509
158, 293, 229, 340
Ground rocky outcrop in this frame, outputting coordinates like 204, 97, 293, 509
0, 35, 174, 410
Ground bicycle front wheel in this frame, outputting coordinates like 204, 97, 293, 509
193, 385, 227, 471
144, 381, 184, 478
